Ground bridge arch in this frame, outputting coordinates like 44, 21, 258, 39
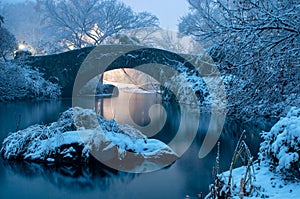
72, 45, 206, 104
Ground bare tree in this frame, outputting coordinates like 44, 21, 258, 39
42, 0, 159, 49
0, 16, 17, 61
0, 0, 59, 55
179, 0, 300, 118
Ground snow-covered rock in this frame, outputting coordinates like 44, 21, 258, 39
96, 83, 119, 97
79, 76, 119, 97
259, 107, 300, 177
1, 107, 178, 172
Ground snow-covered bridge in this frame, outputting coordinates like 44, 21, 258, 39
19, 45, 213, 103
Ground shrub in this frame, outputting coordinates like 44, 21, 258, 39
0, 62, 61, 101
259, 107, 300, 178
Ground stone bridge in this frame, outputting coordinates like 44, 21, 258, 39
18, 45, 211, 100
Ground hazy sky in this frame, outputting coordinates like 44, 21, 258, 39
120, 0, 190, 30
2, 0, 190, 30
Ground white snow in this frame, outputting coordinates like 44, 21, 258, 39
221, 163, 300, 199
23, 131, 83, 161
0, 61, 61, 101
1, 107, 177, 165
46, 158, 55, 162
213, 107, 300, 198
162, 63, 209, 105
16, 48, 31, 53
103, 130, 173, 155
259, 107, 300, 175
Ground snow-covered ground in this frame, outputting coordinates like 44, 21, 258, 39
222, 163, 300, 199
208, 107, 300, 198
1, 107, 177, 172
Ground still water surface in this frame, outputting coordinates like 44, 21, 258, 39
0, 91, 275, 199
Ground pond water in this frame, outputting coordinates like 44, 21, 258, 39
0, 91, 276, 199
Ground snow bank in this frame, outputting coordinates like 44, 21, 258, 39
259, 107, 300, 177
0, 62, 61, 102
1, 107, 177, 172
219, 163, 300, 199
206, 107, 300, 198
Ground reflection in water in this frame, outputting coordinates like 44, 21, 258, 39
0, 100, 71, 143
177, 117, 277, 196
96, 90, 167, 138
0, 96, 277, 198
1, 159, 135, 192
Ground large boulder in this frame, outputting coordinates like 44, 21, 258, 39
96, 84, 119, 97
1, 107, 178, 172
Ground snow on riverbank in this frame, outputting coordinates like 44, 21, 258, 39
207, 107, 300, 198
222, 163, 300, 199
1, 107, 177, 172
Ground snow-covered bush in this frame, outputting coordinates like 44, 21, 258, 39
259, 107, 300, 177
0, 62, 61, 101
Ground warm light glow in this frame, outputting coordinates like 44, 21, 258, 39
18, 43, 26, 50
17, 43, 35, 55
65, 41, 76, 50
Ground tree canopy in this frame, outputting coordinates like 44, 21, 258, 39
179, 0, 300, 118
180, 0, 299, 69
0, 0, 159, 54
42, 0, 159, 49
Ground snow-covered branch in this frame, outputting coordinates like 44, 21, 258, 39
180, 0, 300, 119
